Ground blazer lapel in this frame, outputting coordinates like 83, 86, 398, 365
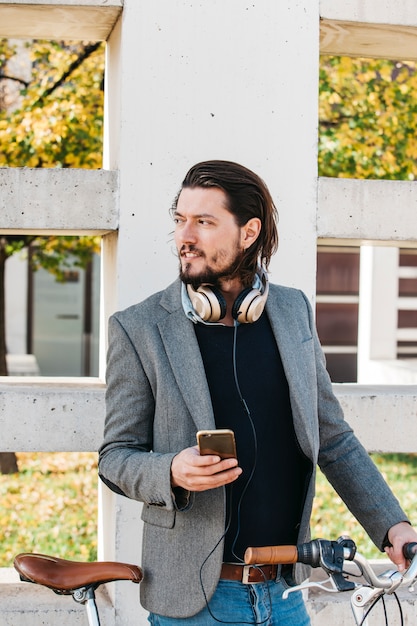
265, 287, 317, 462
157, 292, 216, 433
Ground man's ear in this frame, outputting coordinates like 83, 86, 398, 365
241, 217, 261, 249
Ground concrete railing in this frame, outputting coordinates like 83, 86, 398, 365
2, 378, 417, 453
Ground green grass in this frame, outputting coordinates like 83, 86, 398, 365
0, 452, 416, 568
312, 453, 417, 559
0, 452, 98, 568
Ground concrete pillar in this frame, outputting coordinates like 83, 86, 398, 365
111, 0, 320, 307
99, 1, 320, 622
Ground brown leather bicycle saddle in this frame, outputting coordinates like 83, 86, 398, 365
14, 553, 143, 592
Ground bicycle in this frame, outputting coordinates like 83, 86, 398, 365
12, 538, 417, 626
13, 552, 143, 626
245, 537, 417, 625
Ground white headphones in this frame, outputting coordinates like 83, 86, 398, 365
186, 268, 269, 324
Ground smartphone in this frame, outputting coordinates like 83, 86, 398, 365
197, 429, 237, 460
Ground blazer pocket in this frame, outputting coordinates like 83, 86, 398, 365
141, 503, 176, 529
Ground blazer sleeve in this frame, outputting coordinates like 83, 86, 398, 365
303, 292, 409, 551
98, 314, 190, 512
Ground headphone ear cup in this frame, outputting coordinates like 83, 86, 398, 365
233, 268, 269, 323
187, 284, 227, 322
232, 288, 266, 323
232, 288, 257, 323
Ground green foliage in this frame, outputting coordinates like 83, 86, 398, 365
1, 235, 101, 278
31, 235, 101, 281
0, 40, 16, 71
319, 56, 417, 180
0, 39, 104, 168
3, 237, 26, 257
0, 453, 97, 566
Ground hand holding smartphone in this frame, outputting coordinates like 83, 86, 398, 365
171, 430, 240, 491
197, 429, 237, 460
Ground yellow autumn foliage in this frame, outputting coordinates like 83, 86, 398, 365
0, 40, 104, 169
320, 55, 417, 180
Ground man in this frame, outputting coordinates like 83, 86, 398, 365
99, 160, 417, 625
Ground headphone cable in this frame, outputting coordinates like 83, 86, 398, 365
230, 320, 259, 563
198, 320, 272, 625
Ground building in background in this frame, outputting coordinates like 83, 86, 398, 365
5, 249, 100, 377
316, 246, 417, 383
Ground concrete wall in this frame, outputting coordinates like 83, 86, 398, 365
1, 1, 417, 624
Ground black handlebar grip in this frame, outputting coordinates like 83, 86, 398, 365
296, 540, 321, 567
403, 542, 417, 560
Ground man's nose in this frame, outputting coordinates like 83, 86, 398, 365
178, 221, 197, 244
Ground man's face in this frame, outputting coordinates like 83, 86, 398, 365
174, 187, 244, 286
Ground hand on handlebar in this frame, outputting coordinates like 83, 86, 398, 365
171, 445, 242, 492
385, 521, 417, 571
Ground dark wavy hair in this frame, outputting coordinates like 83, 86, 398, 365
171, 160, 279, 285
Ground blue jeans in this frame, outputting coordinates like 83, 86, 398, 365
148, 578, 311, 625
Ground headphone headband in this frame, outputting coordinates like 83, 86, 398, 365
186, 268, 269, 324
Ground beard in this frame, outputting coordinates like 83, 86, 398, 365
179, 245, 245, 289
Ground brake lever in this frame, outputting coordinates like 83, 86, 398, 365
282, 576, 342, 599
319, 540, 356, 591
283, 537, 356, 598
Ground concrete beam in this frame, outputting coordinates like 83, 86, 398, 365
0, 377, 105, 452
0, 168, 119, 234
318, 177, 417, 246
4, 1, 417, 59
334, 384, 417, 453
1, 378, 416, 454
0, 573, 114, 626
0, 1, 122, 41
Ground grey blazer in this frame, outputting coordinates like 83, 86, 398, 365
99, 279, 407, 618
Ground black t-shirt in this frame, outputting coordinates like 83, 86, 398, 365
195, 312, 311, 562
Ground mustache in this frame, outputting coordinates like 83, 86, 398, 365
179, 245, 205, 257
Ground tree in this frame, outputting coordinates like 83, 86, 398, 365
0, 39, 104, 473
319, 55, 417, 179
0, 39, 104, 167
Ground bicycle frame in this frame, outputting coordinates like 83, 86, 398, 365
347, 549, 417, 626
71, 586, 101, 626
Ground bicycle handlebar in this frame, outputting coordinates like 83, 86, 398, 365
403, 542, 417, 561
244, 537, 356, 567
245, 537, 359, 592
245, 538, 417, 592
244, 540, 417, 567
244, 538, 417, 625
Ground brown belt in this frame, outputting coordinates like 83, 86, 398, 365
220, 563, 278, 584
